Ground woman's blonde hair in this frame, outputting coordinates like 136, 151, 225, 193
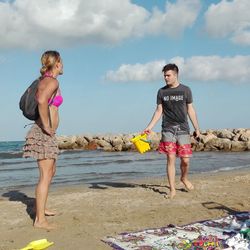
40, 50, 61, 76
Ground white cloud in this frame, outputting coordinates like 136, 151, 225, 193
105, 55, 250, 83
205, 0, 250, 46
105, 60, 166, 82
146, 0, 201, 37
0, 0, 201, 49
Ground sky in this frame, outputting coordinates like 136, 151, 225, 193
0, 0, 250, 141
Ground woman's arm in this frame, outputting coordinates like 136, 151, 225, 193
36, 78, 58, 135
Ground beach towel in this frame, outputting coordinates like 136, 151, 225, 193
104, 212, 250, 250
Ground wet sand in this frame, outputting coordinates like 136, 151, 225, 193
0, 169, 249, 250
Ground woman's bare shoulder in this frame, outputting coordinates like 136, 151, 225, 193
39, 77, 59, 90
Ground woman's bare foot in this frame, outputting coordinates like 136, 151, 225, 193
181, 178, 194, 191
45, 209, 56, 216
34, 219, 56, 230
33, 207, 57, 216
164, 189, 176, 199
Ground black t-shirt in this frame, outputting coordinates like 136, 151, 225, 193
157, 84, 193, 132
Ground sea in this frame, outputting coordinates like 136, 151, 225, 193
0, 141, 250, 192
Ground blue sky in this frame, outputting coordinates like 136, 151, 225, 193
0, 0, 250, 141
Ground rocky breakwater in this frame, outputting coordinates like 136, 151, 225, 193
57, 129, 250, 152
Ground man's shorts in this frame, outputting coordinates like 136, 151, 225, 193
158, 126, 192, 158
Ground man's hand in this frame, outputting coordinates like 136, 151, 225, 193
193, 129, 201, 141
142, 129, 152, 135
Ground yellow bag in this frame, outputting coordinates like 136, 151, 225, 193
131, 134, 151, 154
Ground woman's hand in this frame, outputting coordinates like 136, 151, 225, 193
42, 126, 55, 136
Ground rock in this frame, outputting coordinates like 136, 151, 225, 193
217, 129, 234, 140
190, 136, 197, 145
200, 133, 217, 144
111, 137, 123, 151
86, 141, 98, 150
147, 132, 160, 141
121, 134, 133, 151
122, 143, 132, 151
147, 132, 160, 150
204, 138, 231, 151
57, 135, 78, 149
194, 142, 204, 152
97, 139, 112, 147
232, 133, 241, 141
231, 141, 247, 152
75, 136, 88, 148
233, 128, 246, 134
206, 129, 216, 135
220, 138, 232, 151
122, 134, 133, 143
239, 130, 250, 142
204, 138, 221, 151
83, 135, 93, 142
103, 135, 112, 143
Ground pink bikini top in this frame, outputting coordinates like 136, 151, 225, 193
48, 89, 63, 108
42, 72, 63, 108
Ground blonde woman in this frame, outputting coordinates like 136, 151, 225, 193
23, 50, 63, 230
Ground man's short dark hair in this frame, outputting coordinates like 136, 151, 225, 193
162, 64, 179, 75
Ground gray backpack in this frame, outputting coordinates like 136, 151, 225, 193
19, 79, 40, 121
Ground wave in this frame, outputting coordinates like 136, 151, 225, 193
0, 160, 34, 166
196, 164, 250, 174
68, 158, 160, 167
209, 164, 249, 173
0, 152, 23, 159
59, 151, 130, 160
0, 166, 34, 173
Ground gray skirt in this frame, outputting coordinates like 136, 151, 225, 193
23, 123, 59, 160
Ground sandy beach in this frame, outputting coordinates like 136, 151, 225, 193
0, 169, 249, 250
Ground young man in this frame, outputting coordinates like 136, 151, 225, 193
144, 63, 200, 199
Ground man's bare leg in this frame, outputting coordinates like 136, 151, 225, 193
180, 157, 194, 191
166, 154, 176, 199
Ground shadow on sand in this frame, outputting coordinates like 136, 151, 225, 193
202, 201, 240, 215
2, 190, 35, 220
88, 182, 187, 196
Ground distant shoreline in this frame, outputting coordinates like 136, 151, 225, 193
1, 128, 250, 152
56, 128, 250, 152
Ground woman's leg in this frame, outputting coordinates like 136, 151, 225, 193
34, 158, 55, 229
45, 161, 57, 216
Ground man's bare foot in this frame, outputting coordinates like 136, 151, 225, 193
45, 209, 56, 216
164, 189, 176, 199
181, 178, 194, 191
34, 219, 56, 230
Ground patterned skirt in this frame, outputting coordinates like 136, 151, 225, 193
23, 123, 59, 160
